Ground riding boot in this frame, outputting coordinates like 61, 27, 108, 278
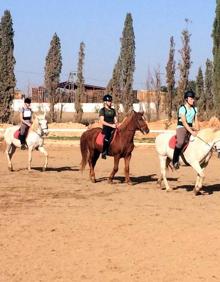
172, 146, 182, 169
19, 135, 27, 150
102, 140, 109, 159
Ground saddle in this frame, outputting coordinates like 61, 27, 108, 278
168, 135, 189, 152
14, 129, 20, 140
96, 129, 118, 147
13, 127, 29, 140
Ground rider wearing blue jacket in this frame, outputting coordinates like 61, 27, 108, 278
172, 90, 200, 169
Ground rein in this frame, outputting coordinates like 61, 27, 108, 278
196, 135, 212, 147
196, 135, 220, 152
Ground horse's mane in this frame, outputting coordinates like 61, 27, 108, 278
30, 114, 46, 132
118, 112, 134, 131
30, 116, 39, 132
197, 127, 220, 143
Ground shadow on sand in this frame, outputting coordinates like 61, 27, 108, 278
174, 183, 220, 195
32, 166, 79, 172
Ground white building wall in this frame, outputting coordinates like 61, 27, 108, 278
12, 100, 156, 113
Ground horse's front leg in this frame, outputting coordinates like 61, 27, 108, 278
124, 154, 132, 184
108, 155, 120, 183
38, 146, 48, 171
28, 147, 33, 171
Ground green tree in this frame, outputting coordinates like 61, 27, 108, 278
44, 33, 62, 122
111, 57, 122, 116
165, 36, 176, 121
177, 26, 192, 108
212, 0, 220, 117
204, 59, 214, 118
187, 80, 196, 93
75, 42, 85, 123
0, 10, 16, 123
196, 67, 205, 117
120, 13, 136, 115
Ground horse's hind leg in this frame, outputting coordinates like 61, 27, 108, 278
88, 149, 99, 183
157, 155, 172, 192
38, 146, 48, 171
6, 144, 16, 171
108, 155, 120, 183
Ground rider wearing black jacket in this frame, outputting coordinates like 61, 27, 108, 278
99, 94, 118, 159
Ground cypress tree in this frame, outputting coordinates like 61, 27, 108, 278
75, 42, 85, 123
0, 10, 16, 123
111, 57, 122, 116
165, 36, 176, 121
44, 33, 62, 122
196, 67, 205, 117
212, 0, 220, 118
177, 28, 192, 108
204, 59, 214, 118
120, 13, 136, 115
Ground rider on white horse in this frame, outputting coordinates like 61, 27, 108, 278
172, 90, 200, 169
19, 97, 32, 150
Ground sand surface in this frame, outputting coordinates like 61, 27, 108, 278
1, 144, 220, 281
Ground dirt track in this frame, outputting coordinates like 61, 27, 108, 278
1, 144, 220, 282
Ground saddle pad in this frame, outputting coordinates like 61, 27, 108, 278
168, 135, 189, 151
168, 135, 177, 149
96, 132, 105, 146
96, 129, 119, 147
14, 129, 20, 140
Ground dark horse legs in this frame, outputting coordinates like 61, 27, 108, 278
108, 154, 132, 184
108, 155, 120, 183
88, 149, 100, 183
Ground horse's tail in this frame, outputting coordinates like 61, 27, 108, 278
80, 132, 89, 171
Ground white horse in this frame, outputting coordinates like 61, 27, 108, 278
155, 128, 220, 195
2, 113, 49, 171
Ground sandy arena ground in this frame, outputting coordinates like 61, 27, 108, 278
1, 143, 220, 282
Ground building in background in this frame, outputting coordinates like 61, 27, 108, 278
31, 83, 106, 103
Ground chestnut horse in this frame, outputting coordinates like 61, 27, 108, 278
80, 111, 149, 183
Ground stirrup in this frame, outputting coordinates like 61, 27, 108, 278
21, 144, 27, 150
102, 151, 107, 159
172, 162, 180, 170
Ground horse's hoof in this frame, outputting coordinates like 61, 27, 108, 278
194, 188, 201, 196
108, 179, 113, 184
42, 167, 46, 172
8, 167, 13, 172
91, 178, 96, 183
157, 181, 162, 188
126, 181, 132, 185
166, 188, 172, 192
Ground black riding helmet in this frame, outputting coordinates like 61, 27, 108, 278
184, 90, 195, 100
103, 94, 112, 102
24, 97, 31, 104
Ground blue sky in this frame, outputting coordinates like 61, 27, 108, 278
0, 0, 216, 94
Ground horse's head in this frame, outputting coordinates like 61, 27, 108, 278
213, 129, 220, 158
133, 111, 149, 134
33, 113, 49, 136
